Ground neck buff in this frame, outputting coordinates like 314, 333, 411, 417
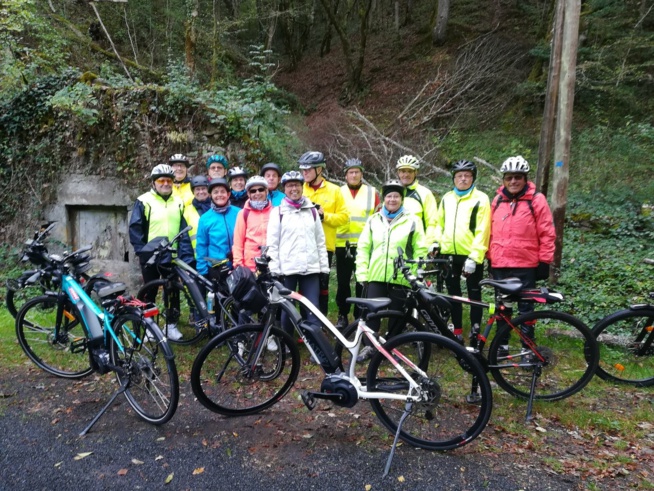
453, 184, 475, 197
211, 202, 230, 213
283, 196, 305, 209
231, 189, 247, 201
249, 199, 269, 210
381, 205, 403, 220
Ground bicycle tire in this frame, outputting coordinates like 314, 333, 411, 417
219, 295, 255, 332
137, 279, 206, 345
109, 314, 179, 424
488, 310, 599, 401
591, 308, 654, 386
191, 323, 300, 416
15, 295, 94, 379
367, 331, 492, 451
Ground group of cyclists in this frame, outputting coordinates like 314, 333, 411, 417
128, 151, 556, 352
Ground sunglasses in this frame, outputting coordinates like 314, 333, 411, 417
155, 178, 173, 185
248, 187, 267, 194
503, 174, 526, 182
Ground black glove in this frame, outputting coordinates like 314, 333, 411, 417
536, 262, 550, 281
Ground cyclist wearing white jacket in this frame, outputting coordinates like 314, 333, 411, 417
267, 171, 329, 335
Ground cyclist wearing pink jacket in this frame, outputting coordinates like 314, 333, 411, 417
488, 156, 556, 343
232, 176, 273, 271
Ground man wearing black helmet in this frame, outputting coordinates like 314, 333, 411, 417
334, 158, 380, 329
298, 151, 349, 317
260, 162, 285, 206
434, 160, 491, 344
169, 154, 194, 206
129, 164, 194, 341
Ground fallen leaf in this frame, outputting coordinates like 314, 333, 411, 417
74, 452, 93, 460
202, 439, 208, 447
117, 469, 128, 476
156, 437, 166, 442
365, 485, 372, 491
54, 462, 63, 468
302, 434, 313, 439
233, 432, 238, 437
165, 473, 174, 484
131, 459, 144, 465
398, 476, 405, 482
226, 448, 232, 457
155, 455, 164, 461
193, 467, 205, 475
535, 426, 547, 433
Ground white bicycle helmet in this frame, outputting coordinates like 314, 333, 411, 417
227, 166, 248, 180
245, 175, 268, 192
169, 154, 189, 166
281, 170, 304, 186
500, 156, 530, 174
151, 164, 175, 180
396, 155, 420, 171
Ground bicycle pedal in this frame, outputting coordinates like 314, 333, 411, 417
301, 391, 317, 411
70, 337, 88, 354
465, 393, 483, 404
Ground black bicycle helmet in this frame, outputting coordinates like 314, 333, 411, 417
208, 177, 230, 193
344, 158, 363, 171
190, 175, 210, 190
381, 179, 406, 198
298, 151, 326, 169
451, 160, 477, 181
260, 162, 281, 177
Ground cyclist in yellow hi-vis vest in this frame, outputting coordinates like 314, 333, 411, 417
169, 154, 194, 207
129, 164, 194, 341
299, 151, 349, 317
335, 158, 380, 329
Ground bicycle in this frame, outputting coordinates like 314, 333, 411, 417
591, 259, 654, 386
190, 254, 493, 476
5, 221, 114, 318
136, 227, 240, 345
341, 248, 599, 422
14, 244, 179, 435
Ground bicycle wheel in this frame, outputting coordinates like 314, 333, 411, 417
191, 323, 300, 416
109, 314, 179, 424
137, 279, 206, 345
218, 295, 255, 332
6, 283, 46, 319
488, 310, 599, 401
367, 332, 492, 451
592, 308, 654, 386
15, 295, 93, 379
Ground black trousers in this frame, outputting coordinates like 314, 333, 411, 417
491, 267, 537, 341
318, 251, 333, 316
335, 246, 363, 318
444, 255, 484, 329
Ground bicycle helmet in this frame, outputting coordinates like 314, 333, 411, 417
344, 158, 363, 171
208, 177, 230, 193
381, 179, 406, 198
151, 164, 175, 180
169, 154, 190, 166
206, 154, 229, 169
260, 162, 281, 177
451, 160, 477, 181
227, 166, 248, 181
298, 151, 326, 169
396, 155, 420, 171
500, 155, 530, 174
190, 175, 210, 190
245, 175, 269, 192
280, 170, 304, 186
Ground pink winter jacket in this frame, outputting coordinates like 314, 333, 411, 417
488, 181, 556, 268
232, 201, 272, 271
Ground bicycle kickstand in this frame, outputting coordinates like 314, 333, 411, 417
383, 401, 413, 478
79, 381, 129, 436
524, 368, 540, 423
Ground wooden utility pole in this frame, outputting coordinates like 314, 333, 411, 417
535, 0, 564, 196
550, 0, 581, 283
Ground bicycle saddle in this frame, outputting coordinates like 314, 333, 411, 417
346, 297, 392, 313
478, 277, 523, 294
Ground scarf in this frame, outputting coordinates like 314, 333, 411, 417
249, 199, 269, 211
211, 202, 230, 213
381, 205, 404, 220
283, 196, 305, 209
193, 198, 212, 215
453, 184, 475, 197
231, 189, 247, 201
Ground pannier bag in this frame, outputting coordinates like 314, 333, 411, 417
226, 265, 268, 313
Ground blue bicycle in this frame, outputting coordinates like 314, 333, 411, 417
15, 245, 179, 434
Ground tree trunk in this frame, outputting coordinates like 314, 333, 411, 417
551, 0, 581, 284
536, 0, 564, 196
432, 0, 450, 45
184, 0, 199, 76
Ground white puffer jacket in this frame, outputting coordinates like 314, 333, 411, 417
266, 198, 329, 276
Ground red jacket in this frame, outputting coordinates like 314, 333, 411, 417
232, 201, 273, 271
488, 181, 556, 268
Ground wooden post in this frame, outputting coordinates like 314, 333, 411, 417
535, 0, 564, 196
550, 0, 581, 284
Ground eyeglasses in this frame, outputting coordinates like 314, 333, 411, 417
248, 187, 267, 194
155, 178, 173, 185
503, 174, 526, 182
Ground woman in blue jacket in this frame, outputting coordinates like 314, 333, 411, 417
195, 178, 240, 277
